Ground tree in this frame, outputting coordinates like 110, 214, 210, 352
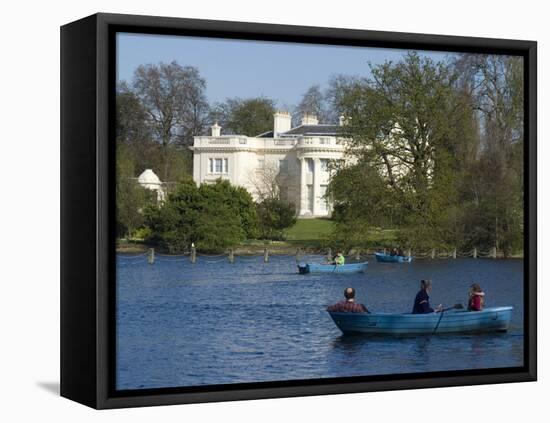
453, 54, 524, 254
247, 160, 290, 202
116, 144, 156, 238
256, 198, 297, 240
210, 97, 275, 136
131, 61, 209, 180
294, 84, 330, 125
144, 179, 258, 252
330, 52, 478, 249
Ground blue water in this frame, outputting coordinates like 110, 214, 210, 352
116, 255, 524, 390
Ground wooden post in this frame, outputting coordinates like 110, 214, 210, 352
264, 248, 269, 263
431, 248, 436, 259
452, 248, 457, 259
191, 246, 196, 264
148, 248, 155, 265
473, 247, 477, 259
229, 249, 234, 263
326, 248, 332, 262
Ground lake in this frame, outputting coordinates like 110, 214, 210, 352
116, 254, 524, 390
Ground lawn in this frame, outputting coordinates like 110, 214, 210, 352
285, 218, 334, 244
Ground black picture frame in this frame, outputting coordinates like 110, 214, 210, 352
60, 12, 537, 409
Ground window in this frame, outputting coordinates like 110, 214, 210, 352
209, 157, 229, 174
215, 158, 223, 173
320, 159, 330, 172
307, 158, 314, 173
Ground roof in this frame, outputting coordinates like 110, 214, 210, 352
281, 124, 340, 136
257, 130, 274, 138
138, 169, 162, 185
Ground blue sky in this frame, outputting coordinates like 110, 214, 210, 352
117, 33, 454, 109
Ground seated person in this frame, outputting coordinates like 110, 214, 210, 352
390, 248, 398, 256
412, 280, 442, 314
327, 287, 369, 313
333, 252, 345, 266
468, 283, 485, 311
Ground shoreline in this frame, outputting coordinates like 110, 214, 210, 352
116, 241, 524, 259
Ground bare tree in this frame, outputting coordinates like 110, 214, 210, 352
248, 161, 289, 202
131, 61, 209, 180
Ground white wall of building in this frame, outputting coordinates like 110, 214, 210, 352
192, 118, 346, 217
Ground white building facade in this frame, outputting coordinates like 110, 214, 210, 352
192, 112, 347, 217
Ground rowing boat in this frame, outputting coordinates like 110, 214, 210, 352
297, 262, 369, 274
374, 252, 413, 263
328, 306, 513, 335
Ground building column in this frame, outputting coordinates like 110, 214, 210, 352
299, 157, 307, 215
312, 158, 320, 216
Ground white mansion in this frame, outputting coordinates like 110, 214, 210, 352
191, 112, 347, 217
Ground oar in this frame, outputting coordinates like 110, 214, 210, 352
432, 303, 463, 335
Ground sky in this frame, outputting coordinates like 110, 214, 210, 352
117, 33, 455, 111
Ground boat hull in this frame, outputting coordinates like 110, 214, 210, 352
329, 307, 513, 335
298, 262, 369, 274
374, 252, 413, 263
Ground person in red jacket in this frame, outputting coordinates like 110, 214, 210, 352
468, 283, 485, 311
327, 287, 369, 313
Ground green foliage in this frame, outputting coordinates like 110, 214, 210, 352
256, 199, 297, 240
144, 179, 258, 253
116, 144, 156, 238
211, 97, 275, 136
329, 52, 524, 254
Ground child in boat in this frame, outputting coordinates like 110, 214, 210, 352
468, 283, 485, 311
412, 280, 443, 314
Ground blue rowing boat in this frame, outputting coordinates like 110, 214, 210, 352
328, 306, 513, 335
374, 252, 413, 263
297, 261, 369, 274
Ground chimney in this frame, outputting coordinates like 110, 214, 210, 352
301, 113, 319, 126
273, 111, 291, 137
339, 115, 351, 126
211, 122, 221, 137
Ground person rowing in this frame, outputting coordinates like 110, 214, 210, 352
333, 252, 345, 266
412, 279, 443, 314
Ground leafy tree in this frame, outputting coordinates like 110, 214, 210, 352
210, 97, 275, 136
116, 144, 156, 238
144, 179, 258, 252
256, 199, 297, 240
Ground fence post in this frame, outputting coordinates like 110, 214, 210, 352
191, 246, 196, 264
452, 248, 457, 259
229, 249, 234, 263
264, 248, 269, 263
431, 248, 436, 259
473, 247, 477, 259
326, 248, 332, 262
148, 248, 155, 265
